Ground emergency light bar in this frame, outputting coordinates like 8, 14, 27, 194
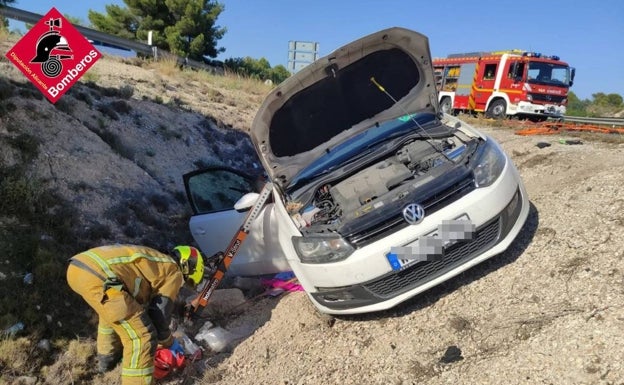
522, 52, 560, 60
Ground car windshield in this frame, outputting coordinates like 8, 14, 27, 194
289, 112, 441, 188
527, 61, 571, 87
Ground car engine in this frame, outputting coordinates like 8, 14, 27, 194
290, 133, 475, 235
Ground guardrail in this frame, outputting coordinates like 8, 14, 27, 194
0, 5, 220, 73
562, 115, 624, 127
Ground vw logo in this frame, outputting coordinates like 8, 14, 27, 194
403, 203, 425, 225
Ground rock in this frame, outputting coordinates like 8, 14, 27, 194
198, 288, 247, 317
439, 345, 463, 364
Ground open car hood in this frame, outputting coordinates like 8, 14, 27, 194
250, 27, 439, 188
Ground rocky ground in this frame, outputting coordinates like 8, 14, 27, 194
1, 33, 623, 385
201, 125, 624, 385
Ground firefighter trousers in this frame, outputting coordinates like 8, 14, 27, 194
67, 264, 158, 385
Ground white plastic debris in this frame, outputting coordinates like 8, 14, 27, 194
37, 339, 51, 351
196, 326, 233, 353
195, 320, 236, 352
180, 333, 201, 356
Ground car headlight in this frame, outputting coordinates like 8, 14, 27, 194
473, 139, 507, 188
292, 234, 355, 264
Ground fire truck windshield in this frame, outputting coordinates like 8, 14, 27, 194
527, 61, 571, 87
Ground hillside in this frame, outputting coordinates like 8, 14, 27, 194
2, 31, 624, 385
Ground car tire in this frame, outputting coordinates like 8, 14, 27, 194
486, 99, 507, 120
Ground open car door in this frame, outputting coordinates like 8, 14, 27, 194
183, 166, 290, 276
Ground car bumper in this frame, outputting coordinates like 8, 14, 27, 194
279, 157, 530, 315
514, 101, 566, 117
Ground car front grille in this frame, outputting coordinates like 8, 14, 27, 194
362, 216, 501, 298
347, 174, 475, 247
529, 93, 566, 104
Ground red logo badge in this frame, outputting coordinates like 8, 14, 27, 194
5, 7, 101, 103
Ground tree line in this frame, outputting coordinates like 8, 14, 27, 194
2, 0, 623, 107
1, 0, 292, 84
567, 92, 624, 117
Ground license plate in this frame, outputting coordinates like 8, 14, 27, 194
386, 216, 475, 271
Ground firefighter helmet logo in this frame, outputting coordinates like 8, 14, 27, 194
5, 7, 101, 103
30, 18, 74, 78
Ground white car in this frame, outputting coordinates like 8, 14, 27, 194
184, 27, 530, 315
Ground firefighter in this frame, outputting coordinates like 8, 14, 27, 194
66, 244, 205, 385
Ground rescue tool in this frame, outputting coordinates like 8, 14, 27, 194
186, 182, 274, 319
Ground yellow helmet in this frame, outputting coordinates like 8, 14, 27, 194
172, 246, 204, 285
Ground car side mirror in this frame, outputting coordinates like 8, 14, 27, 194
234, 192, 260, 211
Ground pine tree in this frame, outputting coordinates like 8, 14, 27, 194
88, 0, 226, 61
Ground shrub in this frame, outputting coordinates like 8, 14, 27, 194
148, 193, 171, 213
54, 96, 74, 114
0, 172, 40, 217
82, 223, 112, 241
157, 124, 182, 140
118, 85, 134, 99
73, 90, 93, 106
110, 99, 132, 114
96, 103, 119, 120
0, 76, 14, 99
0, 100, 17, 118
86, 126, 135, 161
7, 133, 40, 161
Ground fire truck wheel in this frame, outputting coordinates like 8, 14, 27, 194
440, 97, 452, 115
486, 99, 507, 120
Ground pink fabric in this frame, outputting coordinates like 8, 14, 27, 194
261, 278, 303, 292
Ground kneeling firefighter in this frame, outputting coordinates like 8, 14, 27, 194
66, 244, 204, 385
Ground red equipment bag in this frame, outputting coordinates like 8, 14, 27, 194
154, 347, 186, 379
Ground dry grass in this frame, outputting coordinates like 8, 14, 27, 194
41, 338, 96, 384
0, 337, 36, 377
147, 53, 181, 77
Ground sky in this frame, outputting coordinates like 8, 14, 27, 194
7, 0, 624, 100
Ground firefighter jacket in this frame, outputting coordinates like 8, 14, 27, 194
68, 244, 184, 346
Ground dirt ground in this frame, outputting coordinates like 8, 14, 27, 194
2, 35, 623, 384
194, 125, 624, 385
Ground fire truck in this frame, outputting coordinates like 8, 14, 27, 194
433, 50, 575, 121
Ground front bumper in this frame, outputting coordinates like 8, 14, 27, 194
514, 101, 565, 117
284, 157, 530, 315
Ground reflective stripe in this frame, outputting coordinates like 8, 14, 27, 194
69, 259, 107, 282
106, 252, 175, 265
83, 251, 117, 279
98, 326, 115, 335
133, 278, 142, 297
119, 320, 141, 368
121, 366, 154, 377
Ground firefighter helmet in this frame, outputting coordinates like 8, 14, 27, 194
172, 246, 204, 285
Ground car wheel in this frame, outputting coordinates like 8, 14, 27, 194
486, 99, 507, 120
440, 97, 452, 115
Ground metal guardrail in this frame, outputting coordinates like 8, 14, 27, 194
0, 5, 220, 73
562, 115, 624, 127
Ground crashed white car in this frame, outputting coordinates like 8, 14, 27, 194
184, 27, 529, 315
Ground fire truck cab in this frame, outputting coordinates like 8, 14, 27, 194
433, 50, 575, 121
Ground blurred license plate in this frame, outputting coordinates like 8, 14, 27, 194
386, 216, 474, 271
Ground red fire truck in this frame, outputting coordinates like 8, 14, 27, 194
433, 50, 575, 121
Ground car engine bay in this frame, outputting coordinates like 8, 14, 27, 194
289, 131, 479, 237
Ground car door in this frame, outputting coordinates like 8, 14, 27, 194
183, 166, 290, 276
